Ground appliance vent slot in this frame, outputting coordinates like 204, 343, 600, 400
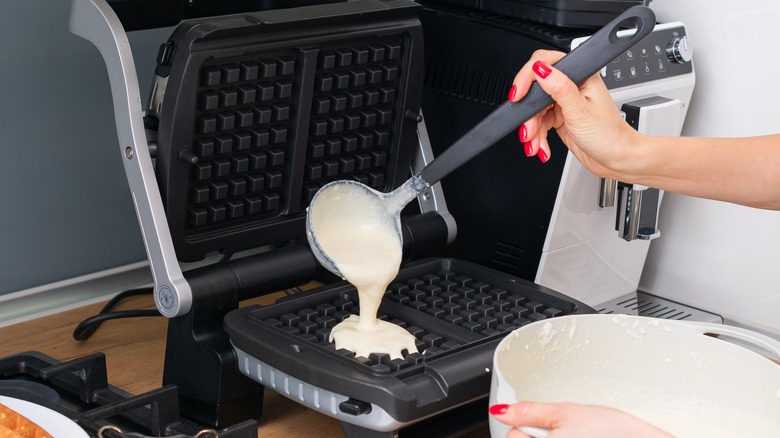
424, 57, 511, 106
491, 240, 526, 273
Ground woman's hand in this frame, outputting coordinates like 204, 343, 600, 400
508, 50, 780, 210
490, 402, 673, 438
507, 49, 642, 181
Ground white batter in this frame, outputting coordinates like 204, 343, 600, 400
626, 410, 733, 437
309, 182, 419, 360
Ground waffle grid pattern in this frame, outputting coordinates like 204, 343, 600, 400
301, 40, 405, 204
252, 265, 569, 375
187, 51, 297, 228
182, 37, 406, 231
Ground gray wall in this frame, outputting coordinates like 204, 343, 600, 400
0, 1, 173, 294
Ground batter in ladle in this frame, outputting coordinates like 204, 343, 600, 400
308, 181, 419, 359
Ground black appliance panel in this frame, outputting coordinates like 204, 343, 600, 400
598, 24, 693, 89
420, 7, 580, 281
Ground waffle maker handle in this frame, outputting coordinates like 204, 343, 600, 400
418, 5, 656, 186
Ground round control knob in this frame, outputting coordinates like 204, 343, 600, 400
666, 36, 692, 63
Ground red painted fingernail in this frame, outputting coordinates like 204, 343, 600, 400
523, 141, 533, 157
489, 404, 509, 415
518, 124, 528, 142
508, 85, 517, 101
532, 61, 552, 79
538, 148, 549, 163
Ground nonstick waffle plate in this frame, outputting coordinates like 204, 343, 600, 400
225, 257, 595, 430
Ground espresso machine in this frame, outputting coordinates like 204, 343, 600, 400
70, 0, 703, 436
418, 1, 706, 320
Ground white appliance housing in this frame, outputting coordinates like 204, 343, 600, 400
536, 22, 696, 307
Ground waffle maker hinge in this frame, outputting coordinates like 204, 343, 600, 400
69, 0, 192, 319
163, 244, 319, 427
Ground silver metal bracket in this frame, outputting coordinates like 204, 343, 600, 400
69, 0, 191, 317
616, 184, 661, 241
412, 111, 457, 244
598, 177, 618, 208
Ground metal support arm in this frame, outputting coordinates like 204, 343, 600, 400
69, 0, 191, 317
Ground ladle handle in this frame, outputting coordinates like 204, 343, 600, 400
418, 5, 656, 186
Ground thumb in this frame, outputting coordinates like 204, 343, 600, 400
531, 60, 595, 117
490, 401, 566, 429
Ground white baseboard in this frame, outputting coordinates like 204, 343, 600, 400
0, 261, 153, 328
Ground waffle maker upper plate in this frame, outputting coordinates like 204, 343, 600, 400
147, 0, 424, 262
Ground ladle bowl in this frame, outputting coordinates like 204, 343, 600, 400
306, 176, 424, 278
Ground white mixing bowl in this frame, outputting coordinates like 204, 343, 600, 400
489, 314, 780, 437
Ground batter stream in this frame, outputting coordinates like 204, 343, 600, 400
307, 181, 419, 359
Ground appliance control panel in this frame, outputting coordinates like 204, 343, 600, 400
572, 22, 693, 90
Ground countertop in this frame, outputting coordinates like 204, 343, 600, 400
0, 290, 490, 437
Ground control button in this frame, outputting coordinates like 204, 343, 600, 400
640, 47, 649, 58
339, 398, 372, 416
625, 50, 635, 61
643, 62, 652, 76
629, 66, 638, 78
157, 41, 175, 66
657, 59, 666, 72
612, 69, 624, 81
666, 36, 692, 63
653, 44, 663, 56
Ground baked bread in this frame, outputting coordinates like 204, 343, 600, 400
0, 403, 53, 438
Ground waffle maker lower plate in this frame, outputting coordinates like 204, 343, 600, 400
225, 257, 595, 432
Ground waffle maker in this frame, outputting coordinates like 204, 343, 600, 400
70, 0, 595, 435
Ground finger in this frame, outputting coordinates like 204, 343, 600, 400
538, 137, 550, 164
523, 108, 556, 161
519, 116, 539, 157
509, 50, 566, 102
518, 108, 549, 157
491, 401, 568, 429
536, 108, 560, 163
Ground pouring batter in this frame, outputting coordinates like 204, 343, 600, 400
305, 7, 653, 360
307, 181, 419, 360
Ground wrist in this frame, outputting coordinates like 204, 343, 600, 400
610, 129, 651, 183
